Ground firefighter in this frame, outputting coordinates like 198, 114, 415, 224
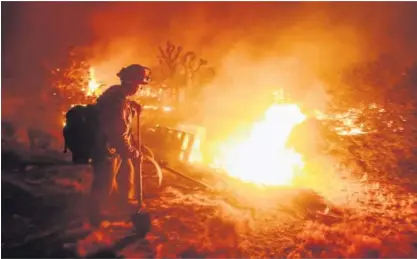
89, 64, 151, 227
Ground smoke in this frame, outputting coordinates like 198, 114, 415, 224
86, 2, 417, 136
3, 2, 417, 135
195, 16, 364, 133
88, 2, 417, 71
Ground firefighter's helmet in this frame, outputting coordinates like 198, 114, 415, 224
117, 64, 151, 85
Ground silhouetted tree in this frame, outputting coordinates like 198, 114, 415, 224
156, 41, 215, 108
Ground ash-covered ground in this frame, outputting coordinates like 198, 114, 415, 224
2, 130, 417, 259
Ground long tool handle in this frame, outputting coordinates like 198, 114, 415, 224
137, 112, 143, 208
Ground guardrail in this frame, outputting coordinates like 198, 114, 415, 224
142, 124, 204, 164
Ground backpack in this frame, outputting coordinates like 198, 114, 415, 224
63, 104, 99, 164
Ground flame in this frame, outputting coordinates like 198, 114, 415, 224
214, 103, 306, 186
142, 105, 173, 112
337, 127, 365, 136
87, 67, 99, 96
178, 133, 204, 164
188, 136, 203, 163
315, 109, 367, 136
176, 125, 205, 164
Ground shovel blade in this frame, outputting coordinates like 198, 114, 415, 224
131, 210, 151, 238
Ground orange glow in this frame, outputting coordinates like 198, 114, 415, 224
188, 136, 203, 163
213, 103, 306, 186
177, 125, 206, 164
87, 67, 100, 96
61, 66, 98, 127
162, 106, 173, 112
337, 127, 365, 136
179, 134, 203, 164
142, 105, 173, 112
315, 109, 368, 136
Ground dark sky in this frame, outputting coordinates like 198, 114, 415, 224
2, 2, 95, 91
2, 2, 417, 128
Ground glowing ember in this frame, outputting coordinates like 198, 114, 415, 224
337, 127, 365, 136
315, 109, 368, 136
214, 104, 306, 186
87, 67, 99, 96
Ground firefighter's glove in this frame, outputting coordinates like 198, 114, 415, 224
130, 101, 142, 115
133, 149, 142, 159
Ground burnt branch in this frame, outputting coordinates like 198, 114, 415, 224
181, 51, 207, 75
158, 41, 183, 77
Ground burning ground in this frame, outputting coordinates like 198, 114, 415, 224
3, 101, 417, 258
2, 149, 417, 258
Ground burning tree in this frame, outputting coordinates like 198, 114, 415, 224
156, 41, 215, 110
48, 50, 99, 115
48, 47, 101, 126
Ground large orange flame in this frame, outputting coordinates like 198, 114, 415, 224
214, 103, 306, 186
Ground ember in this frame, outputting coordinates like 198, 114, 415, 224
214, 103, 306, 186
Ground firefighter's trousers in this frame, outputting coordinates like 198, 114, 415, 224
89, 153, 142, 224
111, 156, 143, 203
